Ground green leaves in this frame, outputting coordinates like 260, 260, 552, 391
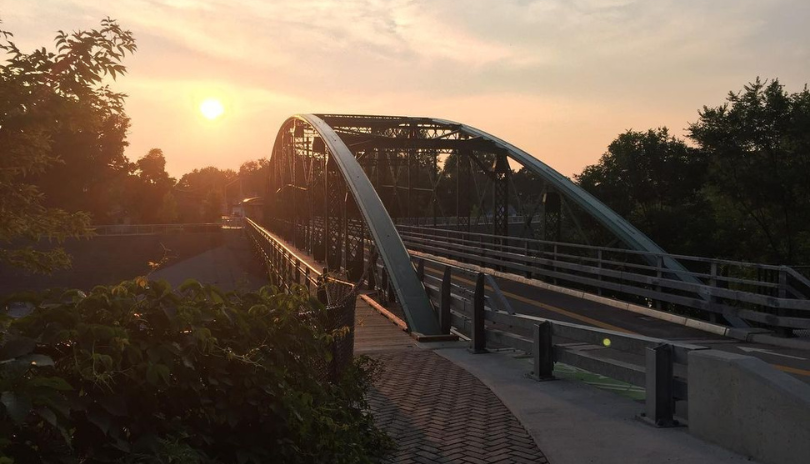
0, 18, 137, 273
1, 391, 31, 424
0, 279, 391, 463
0, 336, 36, 360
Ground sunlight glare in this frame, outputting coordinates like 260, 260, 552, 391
200, 98, 224, 120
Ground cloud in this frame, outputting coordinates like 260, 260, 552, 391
2, 0, 808, 177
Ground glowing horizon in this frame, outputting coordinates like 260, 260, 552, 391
3, 1, 808, 178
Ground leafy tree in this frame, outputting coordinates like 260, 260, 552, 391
0, 18, 135, 272
176, 167, 236, 222
576, 128, 716, 255
0, 280, 393, 463
689, 78, 810, 264
129, 149, 176, 223
137, 148, 173, 187
157, 192, 179, 223
237, 159, 268, 199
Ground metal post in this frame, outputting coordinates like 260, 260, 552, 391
644, 344, 677, 427
776, 267, 793, 337
470, 272, 487, 353
440, 266, 452, 334
709, 262, 718, 323
532, 321, 554, 380
655, 255, 663, 310
416, 259, 425, 282
525, 241, 533, 279
317, 268, 328, 304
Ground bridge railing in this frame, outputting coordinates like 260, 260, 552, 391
244, 218, 356, 381
412, 255, 706, 426
398, 225, 810, 331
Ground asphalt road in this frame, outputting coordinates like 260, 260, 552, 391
421, 263, 810, 384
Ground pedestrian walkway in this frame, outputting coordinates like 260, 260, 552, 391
355, 299, 549, 464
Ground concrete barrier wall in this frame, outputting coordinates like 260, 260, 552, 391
688, 350, 810, 464
0, 231, 225, 296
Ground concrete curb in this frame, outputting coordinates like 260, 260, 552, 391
410, 251, 810, 351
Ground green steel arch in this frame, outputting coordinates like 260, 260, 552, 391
266, 114, 721, 335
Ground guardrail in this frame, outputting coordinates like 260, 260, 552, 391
244, 218, 356, 381
399, 225, 810, 332
412, 255, 708, 426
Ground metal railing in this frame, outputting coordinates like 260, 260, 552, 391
244, 218, 356, 381
398, 225, 810, 331
413, 254, 707, 426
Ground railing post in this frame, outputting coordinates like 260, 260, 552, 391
469, 272, 487, 353
524, 241, 533, 279
655, 255, 663, 310
440, 266, 452, 334
317, 268, 328, 304
305, 267, 311, 292
416, 258, 425, 282
643, 344, 677, 427
597, 249, 603, 296
532, 321, 554, 380
709, 262, 719, 323
776, 267, 793, 337
295, 258, 301, 287
552, 244, 558, 285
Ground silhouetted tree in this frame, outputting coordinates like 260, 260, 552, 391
175, 167, 236, 222
0, 18, 135, 272
129, 149, 176, 223
576, 128, 716, 256
689, 78, 810, 264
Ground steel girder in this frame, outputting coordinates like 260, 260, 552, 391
428, 118, 697, 287
269, 115, 441, 335
267, 114, 721, 333
313, 114, 701, 293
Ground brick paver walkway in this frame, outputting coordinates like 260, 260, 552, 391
356, 298, 548, 464
368, 350, 549, 463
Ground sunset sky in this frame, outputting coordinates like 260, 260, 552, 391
3, 0, 809, 178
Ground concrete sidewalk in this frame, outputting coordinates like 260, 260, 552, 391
435, 347, 759, 464
357, 298, 760, 464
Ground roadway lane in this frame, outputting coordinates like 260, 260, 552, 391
421, 263, 810, 383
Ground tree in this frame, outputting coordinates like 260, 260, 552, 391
175, 167, 236, 222
238, 159, 269, 199
0, 18, 136, 272
576, 128, 716, 256
129, 148, 175, 223
689, 78, 810, 264
157, 192, 179, 223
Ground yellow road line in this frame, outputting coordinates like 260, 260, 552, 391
425, 268, 637, 334
773, 364, 810, 377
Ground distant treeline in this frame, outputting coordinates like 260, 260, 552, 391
575, 78, 810, 266
31, 145, 269, 225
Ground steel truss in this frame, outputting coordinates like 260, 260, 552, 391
266, 114, 701, 334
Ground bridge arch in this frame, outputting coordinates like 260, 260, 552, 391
265, 114, 696, 334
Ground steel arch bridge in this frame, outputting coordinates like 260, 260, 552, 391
265, 114, 691, 335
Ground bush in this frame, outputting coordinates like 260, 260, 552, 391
0, 279, 392, 463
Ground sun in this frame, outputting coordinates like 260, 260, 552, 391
200, 98, 224, 120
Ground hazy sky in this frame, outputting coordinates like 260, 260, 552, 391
2, 0, 809, 178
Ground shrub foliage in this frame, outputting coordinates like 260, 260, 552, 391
0, 279, 391, 463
